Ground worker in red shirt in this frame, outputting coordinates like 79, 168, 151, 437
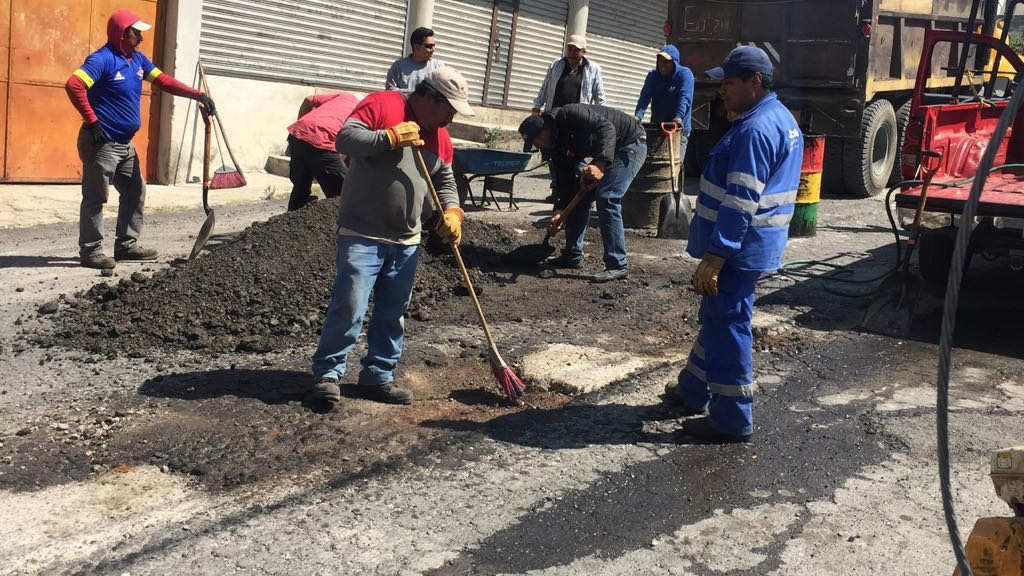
285, 91, 360, 211
65, 9, 215, 269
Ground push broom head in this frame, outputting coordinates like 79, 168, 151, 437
210, 166, 246, 189
488, 346, 526, 402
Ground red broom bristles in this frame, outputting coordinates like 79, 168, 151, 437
490, 356, 526, 402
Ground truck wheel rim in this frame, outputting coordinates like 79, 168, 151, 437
872, 123, 894, 179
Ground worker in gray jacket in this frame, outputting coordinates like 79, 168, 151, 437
532, 35, 606, 114
310, 68, 472, 407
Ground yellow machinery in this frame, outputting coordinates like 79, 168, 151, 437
954, 447, 1024, 575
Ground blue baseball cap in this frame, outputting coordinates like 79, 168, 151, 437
706, 46, 773, 80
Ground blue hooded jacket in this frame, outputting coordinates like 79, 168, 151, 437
634, 44, 694, 132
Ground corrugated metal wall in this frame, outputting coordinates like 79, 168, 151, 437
585, 0, 667, 113
200, 0, 407, 92
506, 0, 568, 110
431, 0, 494, 105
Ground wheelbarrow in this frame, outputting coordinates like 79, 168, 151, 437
452, 147, 547, 211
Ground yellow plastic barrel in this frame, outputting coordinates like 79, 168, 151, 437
789, 134, 824, 238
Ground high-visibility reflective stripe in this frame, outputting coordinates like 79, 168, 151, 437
699, 176, 727, 201
760, 189, 798, 209
145, 67, 163, 82
685, 361, 707, 383
752, 212, 793, 228
709, 382, 756, 398
692, 341, 705, 360
727, 171, 766, 193
73, 69, 95, 88
721, 194, 759, 215
695, 202, 718, 222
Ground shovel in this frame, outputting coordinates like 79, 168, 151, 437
657, 122, 691, 239
503, 184, 589, 264
188, 111, 215, 262
861, 151, 942, 336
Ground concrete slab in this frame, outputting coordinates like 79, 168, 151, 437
519, 343, 651, 395
0, 172, 292, 229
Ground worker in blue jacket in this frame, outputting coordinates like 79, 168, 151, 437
634, 44, 693, 163
671, 46, 803, 443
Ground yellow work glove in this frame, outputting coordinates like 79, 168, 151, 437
692, 253, 726, 296
435, 206, 465, 245
531, 107, 541, 116
386, 121, 424, 149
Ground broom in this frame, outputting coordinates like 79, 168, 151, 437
198, 61, 247, 190
413, 148, 526, 402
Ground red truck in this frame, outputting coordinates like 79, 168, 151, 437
895, 21, 1024, 285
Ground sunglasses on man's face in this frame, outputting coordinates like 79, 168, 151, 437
420, 43, 436, 49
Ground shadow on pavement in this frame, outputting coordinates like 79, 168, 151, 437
0, 255, 81, 268
423, 400, 684, 449
138, 368, 311, 405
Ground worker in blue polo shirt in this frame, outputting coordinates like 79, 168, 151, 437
669, 46, 803, 443
66, 9, 215, 269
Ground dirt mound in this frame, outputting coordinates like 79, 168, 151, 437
45, 198, 519, 356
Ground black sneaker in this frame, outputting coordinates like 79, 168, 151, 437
677, 417, 752, 444
80, 253, 116, 270
114, 246, 158, 261
359, 383, 413, 405
661, 383, 706, 415
309, 377, 342, 404
592, 268, 628, 283
546, 254, 583, 269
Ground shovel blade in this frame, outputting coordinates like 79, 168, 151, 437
188, 209, 216, 262
860, 273, 921, 337
657, 192, 691, 239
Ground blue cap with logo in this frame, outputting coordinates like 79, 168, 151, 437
706, 46, 773, 81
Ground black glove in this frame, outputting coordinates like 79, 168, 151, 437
198, 93, 217, 117
87, 122, 106, 145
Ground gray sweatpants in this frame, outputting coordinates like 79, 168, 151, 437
77, 125, 146, 256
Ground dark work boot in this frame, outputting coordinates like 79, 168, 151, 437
546, 253, 583, 269
80, 253, 116, 270
360, 383, 413, 405
309, 377, 342, 405
592, 268, 628, 283
114, 245, 158, 261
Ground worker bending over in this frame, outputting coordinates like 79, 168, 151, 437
519, 104, 646, 283
672, 47, 802, 443
309, 68, 472, 406
285, 91, 360, 211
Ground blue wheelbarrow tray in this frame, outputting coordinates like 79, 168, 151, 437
452, 148, 540, 210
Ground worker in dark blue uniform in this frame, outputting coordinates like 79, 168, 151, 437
671, 46, 803, 443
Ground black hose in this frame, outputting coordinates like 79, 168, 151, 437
937, 62, 1024, 576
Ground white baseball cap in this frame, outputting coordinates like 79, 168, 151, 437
422, 67, 475, 116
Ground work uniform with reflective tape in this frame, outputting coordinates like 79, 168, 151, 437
678, 92, 802, 437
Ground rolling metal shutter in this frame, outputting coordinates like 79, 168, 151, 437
199, 0, 408, 92
431, 0, 494, 105
506, 0, 568, 110
585, 0, 667, 113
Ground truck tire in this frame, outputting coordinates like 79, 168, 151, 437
888, 100, 912, 187
918, 226, 956, 287
843, 99, 898, 197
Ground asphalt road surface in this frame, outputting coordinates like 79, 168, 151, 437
1, 178, 1022, 576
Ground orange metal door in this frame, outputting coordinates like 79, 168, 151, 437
4, 0, 162, 182
0, 0, 9, 175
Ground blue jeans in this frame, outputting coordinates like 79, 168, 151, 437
312, 236, 420, 386
676, 264, 760, 437
562, 139, 647, 270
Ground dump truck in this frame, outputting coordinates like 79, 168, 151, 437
666, 0, 1000, 198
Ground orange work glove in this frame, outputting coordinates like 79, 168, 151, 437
386, 121, 424, 149
692, 253, 726, 296
435, 206, 465, 245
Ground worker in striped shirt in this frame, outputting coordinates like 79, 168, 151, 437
670, 46, 803, 443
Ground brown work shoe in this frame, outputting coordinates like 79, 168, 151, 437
114, 245, 158, 261
309, 377, 342, 405
358, 383, 413, 405
80, 253, 116, 270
